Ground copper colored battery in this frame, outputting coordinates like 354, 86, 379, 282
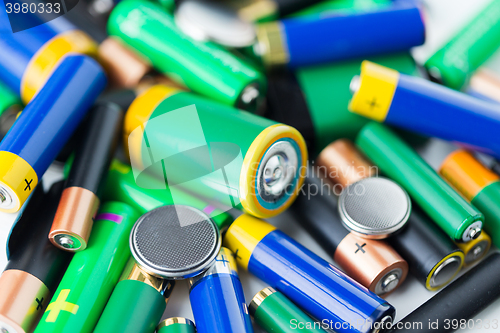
291, 177, 408, 296
98, 37, 152, 88
316, 139, 377, 189
1, 182, 72, 333
49, 102, 123, 252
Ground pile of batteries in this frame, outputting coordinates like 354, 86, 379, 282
1, 0, 500, 332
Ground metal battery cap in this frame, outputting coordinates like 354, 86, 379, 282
175, 0, 256, 48
130, 205, 221, 279
338, 177, 411, 239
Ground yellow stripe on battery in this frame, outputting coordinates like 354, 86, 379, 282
0, 151, 38, 213
239, 124, 308, 218
456, 231, 491, 267
348, 61, 399, 122
224, 214, 277, 270
124, 85, 180, 169
21, 30, 98, 103
425, 251, 464, 291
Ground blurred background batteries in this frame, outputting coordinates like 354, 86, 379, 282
254, 0, 425, 68
157, 318, 196, 333
232, 0, 324, 22
101, 160, 234, 230
390, 252, 500, 333
440, 150, 500, 249
94, 205, 221, 333
189, 247, 253, 333
266, 52, 420, 156
224, 214, 396, 333
291, 178, 408, 296
349, 61, 500, 157
107, 0, 267, 112
424, 0, 500, 90
249, 287, 325, 333
0, 55, 106, 213
49, 102, 123, 252
0, 81, 22, 140
0, 2, 97, 103
0, 182, 72, 333
124, 85, 307, 219
33, 202, 140, 333
355, 122, 484, 243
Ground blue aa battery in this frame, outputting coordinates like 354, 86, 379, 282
349, 61, 500, 157
224, 215, 395, 333
0, 54, 106, 213
0, 1, 97, 103
257, 0, 425, 67
189, 248, 253, 333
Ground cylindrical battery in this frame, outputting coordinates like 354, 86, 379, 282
33, 202, 140, 333
0, 181, 73, 333
0, 80, 22, 139
266, 53, 419, 157
316, 139, 377, 189
255, 0, 424, 68
440, 149, 500, 249
349, 61, 500, 158
157, 318, 196, 333
291, 178, 408, 295
108, 0, 266, 111
49, 102, 123, 252
455, 231, 491, 267
424, 0, 500, 90
102, 160, 234, 230
124, 85, 307, 219
249, 287, 325, 333
390, 252, 500, 333
355, 122, 483, 243
189, 248, 253, 333
387, 208, 464, 291
0, 54, 106, 213
0, 5, 98, 103
224, 214, 395, 333
93, 262, 173, 333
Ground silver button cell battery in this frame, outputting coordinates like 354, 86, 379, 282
175, 0, 257, 48
130, 205, 221, 279
339, 177, 411, 239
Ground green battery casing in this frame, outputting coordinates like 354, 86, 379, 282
472, 182, 500, 248
0, 80, 22, 136
296, 53, 419, 155
33, 202, 140, 333
102, 160, 233, 230
93, 279, 166, 333
291, 0, 391, 17
107, 0, 266, 111
356, 122, 483, 242
126, 87, 307, 219
251, 289, 325, 333
157, 319, 196, 333
425, 1, 500, 90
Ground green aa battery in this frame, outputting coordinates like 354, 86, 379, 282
296, 52, 419, 155
425, 1, 500, 90
0, 80, 22, 137
93, 278, 167, 333
291, 0, 391, 17
249, 287, 325, 333
124, 85, 307, 219
102, 160, 233, 230
157, 318, 196, 333
108, 0, 266, 112
33, 202, 140, 333
356, 122, 483, 243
